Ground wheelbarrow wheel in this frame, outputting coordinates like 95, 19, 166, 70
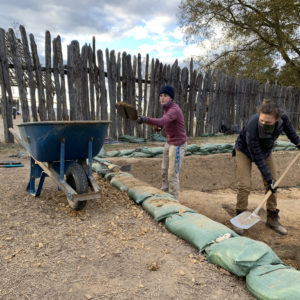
66, 162, 88, 210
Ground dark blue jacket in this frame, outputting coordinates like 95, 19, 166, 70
235, 112, 300, 183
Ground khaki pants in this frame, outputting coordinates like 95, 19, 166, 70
236, 149, 277, 211
161, 142, 187, 200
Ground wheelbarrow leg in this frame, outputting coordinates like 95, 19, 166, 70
26, 157, 46, 196
87, 137, 100, 192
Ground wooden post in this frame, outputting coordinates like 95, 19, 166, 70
53, 37, 61, 120
55, 35, 68, 120
116, 52, 122, 137
20, 25, 38, 121
72, 41, 83, 120
106, 49, 117, 138
137, 53, 142, 137
8, 28, 30, 122
30, 33, 47, 121
194, 72, 204, 136
45, 31, 55, 120
88, 45, 95, 120
0, 28, 14, 142
142, 54, 149, 136
97, 49, 108, 121
81, 44, 90, 120
180, 67, 189, 129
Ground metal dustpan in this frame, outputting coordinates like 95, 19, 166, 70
115, 102, 138, 121
230, 151, 300, 230
230, 208, 261, 229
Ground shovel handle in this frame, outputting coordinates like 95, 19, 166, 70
254, 151, 300, 213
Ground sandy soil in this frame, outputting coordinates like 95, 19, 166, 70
1, 116, 299, 299
110, 153, 300, 270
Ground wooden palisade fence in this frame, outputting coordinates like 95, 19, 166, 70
0, 25, 300, 143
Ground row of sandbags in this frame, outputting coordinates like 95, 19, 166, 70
92, 163, 300, 299
97, 141, 298, 159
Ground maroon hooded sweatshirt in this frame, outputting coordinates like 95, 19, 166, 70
146, 101, 187, 146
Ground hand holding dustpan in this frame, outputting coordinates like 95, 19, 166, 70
115, 102, 162, 131
231, 151, 300, 230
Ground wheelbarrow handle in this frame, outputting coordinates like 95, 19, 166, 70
9, 127, 23, 145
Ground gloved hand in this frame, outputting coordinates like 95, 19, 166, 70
267, 180, 278, 194
137, 116, 147, 124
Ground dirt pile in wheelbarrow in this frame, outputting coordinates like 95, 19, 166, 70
0, 146, 254, 299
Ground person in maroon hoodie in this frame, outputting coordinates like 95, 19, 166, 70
137, 85, 187, 200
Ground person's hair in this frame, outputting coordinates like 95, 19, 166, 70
258, 99, 281, 119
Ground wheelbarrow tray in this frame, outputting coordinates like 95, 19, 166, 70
18, 121, 110, 162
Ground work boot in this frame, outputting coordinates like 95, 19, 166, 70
266, 209, 287, 235
233, 209, 246, 235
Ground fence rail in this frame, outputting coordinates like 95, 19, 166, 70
0, 26, 300, 143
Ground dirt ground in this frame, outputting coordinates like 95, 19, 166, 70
0, 117, 299, 299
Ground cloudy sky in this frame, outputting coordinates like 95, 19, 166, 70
0, 0, 204, 65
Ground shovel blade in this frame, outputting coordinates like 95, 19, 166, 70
230, 211, 261, 229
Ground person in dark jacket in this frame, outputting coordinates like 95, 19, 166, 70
137, 85, 187, 200
234, 99, 300, 235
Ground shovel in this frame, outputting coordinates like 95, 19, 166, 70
231, 151, 300, 229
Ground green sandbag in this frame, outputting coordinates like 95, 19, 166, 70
200, 143, 218, 152
92, 163, 108, 176
104, 172, 132, 181
151, 134, 166, 142
119, 135, 147, 143
119, 149, 135, 156
129, 152, 153, 158
187, 144, 201, 153
142, 196, 195, 221
96, 147, 106, 158
215, 143, 234, 151
273, 147, 286, 151
106, 150, 121, 157
246, 264, 300, 300
274, 140, 295, 147
185, 151, 192, 156
165, 212, 238, 252
127, 186, 165, 203
205, 236, 282, 277
140, 147, 163, 155
111, 173, 134, 191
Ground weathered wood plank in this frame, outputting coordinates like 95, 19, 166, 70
180, 67, 189, 130
81, 44, 90, 120
30, 33, 47, 121
45, 30, 55, 120
53, 37, 62, 120
194, 72, 204, 136
0, 28, 14, 142
116, 52, 122, 137
8, 28, 30, 122
106, 49, 117, 138
142, 54, 149, 136
55, 35, 68, 120
97, 49, 108, 121
19, 25, 38, 121
88, 45, 95, 120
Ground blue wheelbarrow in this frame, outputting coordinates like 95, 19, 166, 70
9, 121, 110, 210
